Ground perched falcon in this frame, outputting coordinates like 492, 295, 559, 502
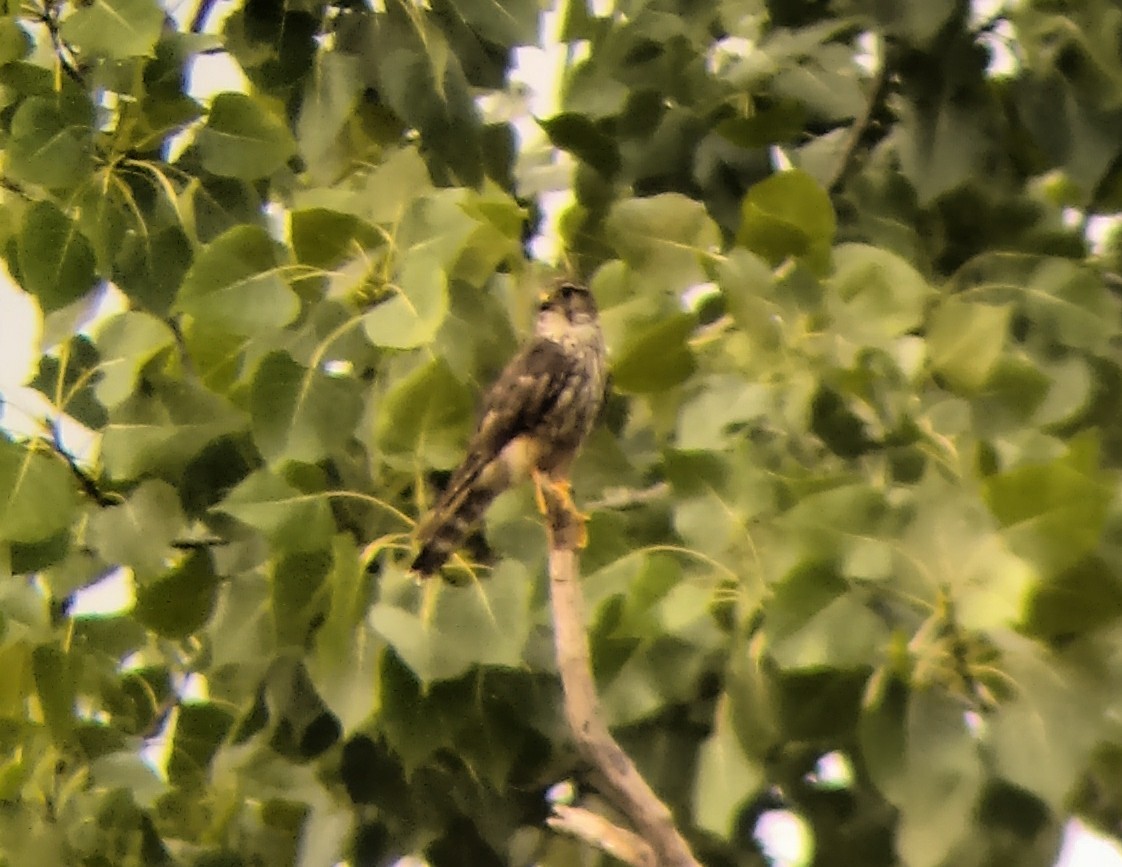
411, 282, 607, 578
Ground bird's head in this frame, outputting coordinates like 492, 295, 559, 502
536, 282, 599, 341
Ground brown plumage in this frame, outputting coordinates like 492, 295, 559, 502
411, 282, 607, 578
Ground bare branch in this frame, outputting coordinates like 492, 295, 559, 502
169, 536, 229, 550
190, 0, 218, 33
548, 804, 656, 867
40, 0, 83, 84
543, 489, 702, 867
49, 421, 121, 507
828, 41, 890, 193
586, 482, 670, 512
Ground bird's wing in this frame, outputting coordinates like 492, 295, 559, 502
427, 338, 576, 515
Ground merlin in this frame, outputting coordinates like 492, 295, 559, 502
410, 282, 608, 578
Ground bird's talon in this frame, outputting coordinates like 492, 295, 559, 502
549, 479, 586, 516
575, 519, 589, 549
532, 469, 549, 515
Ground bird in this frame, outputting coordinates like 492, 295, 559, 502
410, 281, 608, 579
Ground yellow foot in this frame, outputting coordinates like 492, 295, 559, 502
532, 468, 549, 515
549, 478, 590, 521
544, 477, 590, 549
573, 515, 589, 549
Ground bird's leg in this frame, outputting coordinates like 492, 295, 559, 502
548, 478, 589, 522
532, 468, 550, 515
538, 473, 592, 547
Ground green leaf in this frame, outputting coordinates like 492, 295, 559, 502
866, 0, 958, 46
88, 480, 186, 582
167, 702, 235, 788
216, 469, 335, 552
181, 174, 263, 244
113, 226, 194, 316
197, 92, 297, 181
715, 101, 807, 147
927, 298, 1011, 392
716, 249, 782, 353
362, 257, 449, 348
983, 433, 1112, 577
675, 375, 769, 451
375, 358, 473, 470
673, 491, 740, 556
176, 225, 299, 335
1023, 555, 1122, 640
538, 113, 621, 177
988, 631, 1107, 809
272, 549, 332, 648
605, 193, 720, 292
59, 0, 163, 59
610, 312, 697, 393
377, 651, 457, 776
0, 20, 31, 65
867, 685, 983, 867
692, 699, 765, 837
296, 52, 364, 186
828, 243, 931, 346
32, 645, 74, 742
346, 147, 433, 225
448, 0, 540, 46
770, 590, 889, 671
374, 11, 483, 186
88, 752, 168, 808
1024, 258, 1120, 351
453, 186, 526, 285
134, 549, 220, 638
396, 187, 482, 269
307, 536, 380, 733
250, 351, 364, 464
6, 97, 93, 189
0, 437, 78, 544
736, 170, 836, 273
368, 560, 531, 686
897, 80, 992, 205
17, 201, 97, 312
27, 337, 107, 430
290, 209, 382, 270
101, 380, 247, 481
202, 571, 273, 674
779, 483, 887, 562
92, 312, 175, 408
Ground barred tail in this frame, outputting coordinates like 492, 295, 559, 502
410, 463, 507, 578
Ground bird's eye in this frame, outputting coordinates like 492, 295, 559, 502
560, 283, 578, 299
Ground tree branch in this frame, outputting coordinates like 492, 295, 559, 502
543, 490, 701, 867
49, 421, 121, 507
548, 804, 656, 867
586, 482, 670, 512
190, 0, 219, 33
827, 42, 890, 193
40, 0, 83, 84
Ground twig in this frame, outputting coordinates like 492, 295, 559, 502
49, 421, 121, 507
0, 176, 31, 200
543, 489, 701, 867
170, 536, 229, 550
40, 0, 83, 84
189, 0, 218, 33
827, 39, 890, 193
586, 482, 670, 512
139, 692, 179, 740
548, 804, 655, 867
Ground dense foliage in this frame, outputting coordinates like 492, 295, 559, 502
2, 0, 1122, 864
